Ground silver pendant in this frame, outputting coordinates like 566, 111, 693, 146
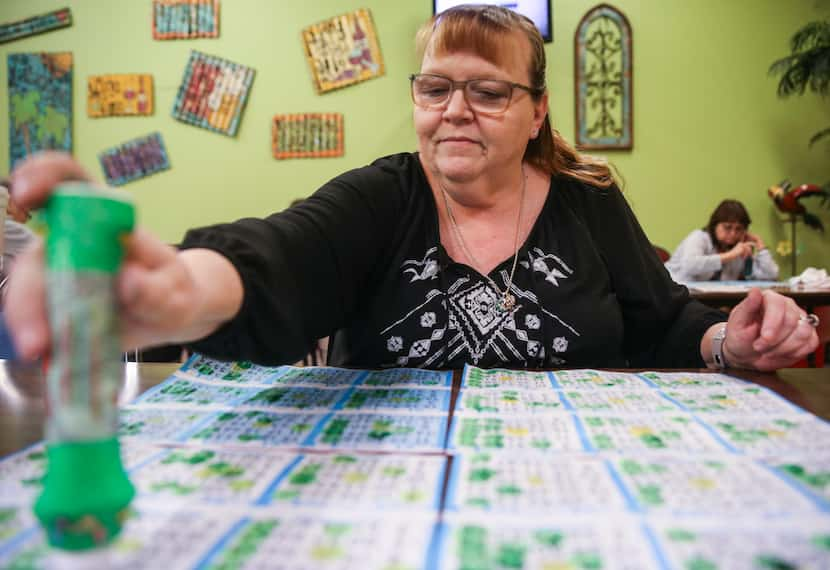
497, 294, 516, 312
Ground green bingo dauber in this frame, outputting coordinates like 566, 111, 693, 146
34, 183, 136, 551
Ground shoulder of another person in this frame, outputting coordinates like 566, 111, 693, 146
689, 229, 711, 242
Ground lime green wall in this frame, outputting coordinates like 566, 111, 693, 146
2, 0, 828, 276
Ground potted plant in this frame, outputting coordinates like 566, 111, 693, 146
769, 20, 830, 148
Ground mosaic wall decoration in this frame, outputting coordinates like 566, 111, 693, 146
272, 113, 344, 159
301, 8, 384, 94
0, 7, 72, 44
7, 52, 72, 169
171, 51, 254, 137
99, 132, 171, 186
88, 74, 153, 117
153, 0, 219, 39
575, 4, 633, 150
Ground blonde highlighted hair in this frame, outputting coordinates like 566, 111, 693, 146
416, 5, 615, 188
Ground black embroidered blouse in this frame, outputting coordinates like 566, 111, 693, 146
180, 152, 725, 368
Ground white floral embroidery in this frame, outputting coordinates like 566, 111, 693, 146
521, 247, 573, 287
387, 336, 403, 352
420, 312, 436, 327
402, 249, 439, 282
525, 314, 541, 330
383, 245, 581, 367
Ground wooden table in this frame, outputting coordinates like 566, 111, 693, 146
0, 361, 178, 457
1, 360, 827, 457
688, 284, 830, 311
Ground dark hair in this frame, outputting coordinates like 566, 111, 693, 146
705, 199, 751, 250
416, 5, 615, 188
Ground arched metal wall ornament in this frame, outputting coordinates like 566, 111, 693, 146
575, 4, 633, 150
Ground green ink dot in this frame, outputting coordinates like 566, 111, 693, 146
382, 466, 406, 477
593, 434, 614, 450
811, 534, 830, 551
667, 529, 696, 542
754, 555, 797, 570
641, 434, 666, 449
638, 484, 664, 505
686, 556, 718, 570
333, 455, 357, 463
572, 552, 602, 569
465, 497, 490, 508
289, 463, 321, 485
533, 530, 563, 547
237, 434, 263, 441
470, 468, 497, 482
620, 460, 644, 475
496, 543, 526, 569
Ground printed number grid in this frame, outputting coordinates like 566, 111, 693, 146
0, 357, 828, 569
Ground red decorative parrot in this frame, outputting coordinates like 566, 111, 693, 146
767, 180, 830, 232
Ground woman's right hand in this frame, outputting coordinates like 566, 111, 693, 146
5, 152, 243, 360
722, 241, 753, 263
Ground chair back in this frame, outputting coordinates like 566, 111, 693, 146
653, 244, 670, 263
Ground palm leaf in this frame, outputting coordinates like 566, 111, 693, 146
769, 21, 830, 97
808, 126, 830, 146
790, 21, 830, 53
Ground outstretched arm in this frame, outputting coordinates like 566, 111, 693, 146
5, 152, 243, 360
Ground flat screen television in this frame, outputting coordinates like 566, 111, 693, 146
432, 1, 552, 42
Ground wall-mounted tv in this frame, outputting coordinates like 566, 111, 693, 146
433, 1, 553, 43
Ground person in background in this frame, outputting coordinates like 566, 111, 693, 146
0, 180, 36, 359
0, 180, 36, 298
665, 199, 779, 283
4, 6, 817, 372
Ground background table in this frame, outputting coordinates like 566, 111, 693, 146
1, 360, 827, 457
688, 284, 830, 311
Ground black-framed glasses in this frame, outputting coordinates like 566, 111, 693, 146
409, 73, 541, 114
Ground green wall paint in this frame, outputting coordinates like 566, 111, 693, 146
1, 0, 828, 276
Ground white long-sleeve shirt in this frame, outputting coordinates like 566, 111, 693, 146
1, 220, 36, 275
665, 229, 779, 283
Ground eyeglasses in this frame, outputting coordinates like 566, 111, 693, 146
409, 73, 540, 114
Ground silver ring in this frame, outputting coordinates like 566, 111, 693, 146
799, 313, 820, 328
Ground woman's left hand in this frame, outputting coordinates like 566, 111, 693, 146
723, 288, 819, 370
745, 232, 765, 251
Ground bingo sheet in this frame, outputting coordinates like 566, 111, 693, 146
0, 358, 827, 569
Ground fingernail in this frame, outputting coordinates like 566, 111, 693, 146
753, 340, 767, 352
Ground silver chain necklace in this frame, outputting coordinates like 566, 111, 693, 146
441, 166, 526, 313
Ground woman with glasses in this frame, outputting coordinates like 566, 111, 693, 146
4, 6, 817, 371
665, 199, 779, 283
